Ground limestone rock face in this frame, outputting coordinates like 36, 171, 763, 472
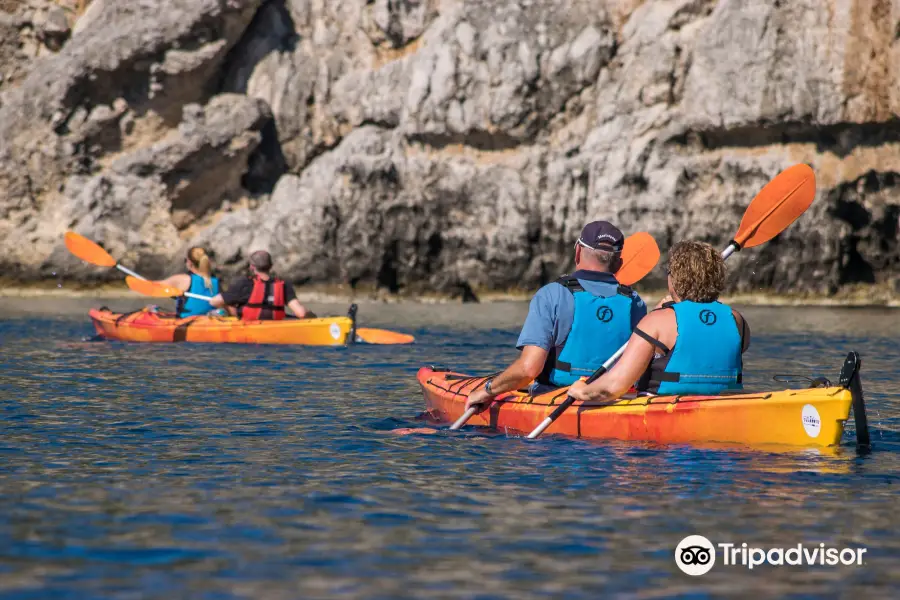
2, 0, 900, 299
0, 0, 269, 280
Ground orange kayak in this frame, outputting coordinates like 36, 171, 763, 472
89, 307, 354, 345
417, 353, 869, 448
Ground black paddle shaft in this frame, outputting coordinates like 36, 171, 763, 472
347, 304, 358, 345
544, 366, 609, 422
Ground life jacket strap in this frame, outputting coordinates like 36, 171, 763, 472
555, 276, 633, 298
554, 360, 573, 373
649, 370, 743, 385
556, 275, 584, 293
650, 370, 681, 382
633, 327, 670, 355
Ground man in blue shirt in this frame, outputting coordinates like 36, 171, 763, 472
465, 221, 647, 411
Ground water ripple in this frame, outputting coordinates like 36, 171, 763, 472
0, 306, 898, 597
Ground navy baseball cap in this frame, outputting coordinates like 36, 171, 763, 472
576, 221, 624, 251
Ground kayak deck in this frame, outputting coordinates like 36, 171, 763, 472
417, 367, 855, 448
89, 308, 354, 345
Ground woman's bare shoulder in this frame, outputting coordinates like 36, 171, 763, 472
160, 273, 191, 290
638, 306, 674, 332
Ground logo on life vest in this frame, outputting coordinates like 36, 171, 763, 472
596, 306, 614, 323
699, 309, 717, 326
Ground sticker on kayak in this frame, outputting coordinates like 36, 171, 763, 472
801, 404, 821, 438
330, 323, 341, 340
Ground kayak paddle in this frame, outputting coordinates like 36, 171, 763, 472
722, 163, 816, 258
525, 162, 816, 439
612, 232, 661, 287
124, 275, 210, 301
64, 232, 146, 280
125, 276, 415, 345
353, 328, 415, 345
449, 231, 662, 431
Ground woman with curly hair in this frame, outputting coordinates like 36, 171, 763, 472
568, 241, 750, 401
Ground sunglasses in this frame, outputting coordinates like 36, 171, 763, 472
575, 239, 621, 252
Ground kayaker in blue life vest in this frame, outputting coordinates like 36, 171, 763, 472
208, 250, 316, 320
568, 240, 750, 402
465, 221, 648, 412
156, 247, 221, 317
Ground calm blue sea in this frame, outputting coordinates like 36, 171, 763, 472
0, 299, 898, 598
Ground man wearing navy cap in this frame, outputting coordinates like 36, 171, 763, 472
465, 221, 647, 411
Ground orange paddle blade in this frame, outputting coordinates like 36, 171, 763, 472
735, 163, 816, 249
389, 427, 438, 435
356, 328, 415, 345
125, 276, 184, 298
616, 232, 660, 286
64, 232, 116, 267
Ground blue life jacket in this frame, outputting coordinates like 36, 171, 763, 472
641, 300, 743, 396
544, 273, 638, 387
176, 273, 219, 318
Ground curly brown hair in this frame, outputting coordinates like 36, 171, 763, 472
667, 241, 725, 302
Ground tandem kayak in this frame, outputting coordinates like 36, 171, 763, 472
416, 352, 870, 448
89, 306, 356, 345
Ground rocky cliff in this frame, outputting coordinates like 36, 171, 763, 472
2, 0, 899, 299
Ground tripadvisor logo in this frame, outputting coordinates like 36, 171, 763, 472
675, 535, 716, 576
674, 536, 867, 575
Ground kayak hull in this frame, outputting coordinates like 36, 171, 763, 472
417, 368, 854, 448
89, 308, 353, 345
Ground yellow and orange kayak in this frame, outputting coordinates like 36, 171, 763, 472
417, 365, 863, 448
89, 308, 354, 345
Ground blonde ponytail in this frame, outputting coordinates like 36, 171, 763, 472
187, 247, 213, 290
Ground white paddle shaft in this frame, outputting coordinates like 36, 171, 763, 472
450, 408, 477, 430
116, 264, 145, 280
184, 291, 213, 301
525, 342, 629, 439
121, 265, 213, 301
